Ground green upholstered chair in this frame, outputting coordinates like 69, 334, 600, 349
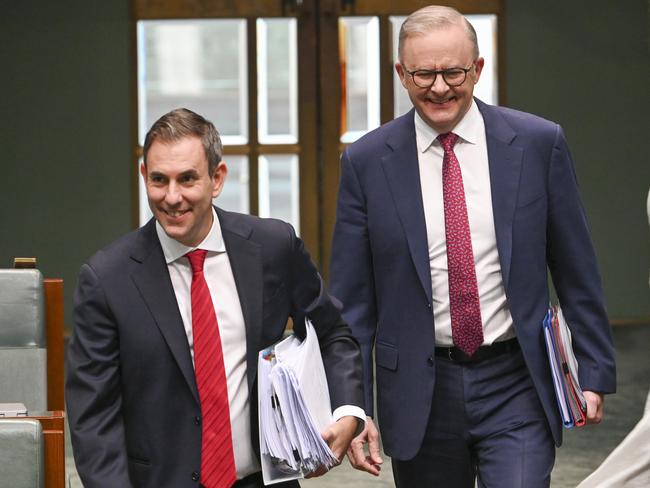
0, 419, 45, 488
0, 269, 48, 413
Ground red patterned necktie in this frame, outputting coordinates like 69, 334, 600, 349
439, 132, 484, 357
186, 249, 236, 488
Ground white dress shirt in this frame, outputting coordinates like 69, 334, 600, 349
415, 101, 516, 346
157, 208, 364, 478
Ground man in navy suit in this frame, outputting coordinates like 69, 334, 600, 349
66, 108, 365, 487
329, 5, 616, 487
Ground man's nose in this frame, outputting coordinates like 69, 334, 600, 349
430, 75, 449, 94
164, 182, 183, 205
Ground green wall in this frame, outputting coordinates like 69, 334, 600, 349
505, 0, 650, 318
1, 1, 648, 330
0, 1, 132, 330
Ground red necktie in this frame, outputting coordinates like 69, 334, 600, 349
186, 249, 236, 488
439, 132, 484, 356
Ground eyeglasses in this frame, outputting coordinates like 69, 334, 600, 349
405, 65, 474, 88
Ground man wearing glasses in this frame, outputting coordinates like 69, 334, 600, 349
329, 5, 615, 487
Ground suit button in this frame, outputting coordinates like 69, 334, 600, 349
194, 416, 201, 425
191, 471, 200, 482
427, 356, 434, 366
427, 302, 432, 309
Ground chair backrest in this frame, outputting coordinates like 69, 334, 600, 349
0, 269, 48, 412
0, 419, 44, 488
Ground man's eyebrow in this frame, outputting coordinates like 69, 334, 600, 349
178, 169, 200, 178
148, 170, 167, 179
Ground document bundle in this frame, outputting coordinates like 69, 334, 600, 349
543, 305, 587, 428
257, 319, 338, 485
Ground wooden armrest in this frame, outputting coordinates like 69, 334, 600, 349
44, 279, 65, 412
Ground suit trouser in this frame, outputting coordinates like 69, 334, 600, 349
392, 347, 555, 488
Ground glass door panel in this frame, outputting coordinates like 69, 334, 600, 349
137, 19, 248, 145
389, 16, 412, 119
258, 154, 300, 233
470, 15, 499, 105
216, 155, 250, 214
257, 18, 298, 144
137, 157, 150, 225
339, 16, 380, 143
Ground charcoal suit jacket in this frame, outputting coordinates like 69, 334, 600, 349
67, 207, 364, 487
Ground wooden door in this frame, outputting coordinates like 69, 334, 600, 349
132, 0, 503, 271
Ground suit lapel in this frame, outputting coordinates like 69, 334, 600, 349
217, 208, 263, 395
380, 111, 433, 300
477, 99, 523, 292
129, 220, 199, 404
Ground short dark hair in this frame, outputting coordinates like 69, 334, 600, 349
143, 108, 223, 175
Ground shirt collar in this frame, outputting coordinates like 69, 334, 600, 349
156, 207, 226, 264
414, 99, 482, 153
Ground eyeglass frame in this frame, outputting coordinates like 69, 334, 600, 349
404, 63, 475, 89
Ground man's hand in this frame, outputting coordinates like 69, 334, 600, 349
346, 416, 383, 476
304, 415, 359, 478
584, 390, 605, 424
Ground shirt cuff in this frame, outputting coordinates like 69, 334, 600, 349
332, 405, 367, 437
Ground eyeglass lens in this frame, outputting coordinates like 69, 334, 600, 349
412, 68, 467, 88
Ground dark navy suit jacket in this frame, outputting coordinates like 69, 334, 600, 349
66, 208, 364, 487
329, 99, 616, 461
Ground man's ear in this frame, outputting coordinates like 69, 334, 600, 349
472, 57, 485, 84
140, 161, 147, 181
211, 160, 228, 199
395, 61, 408, 89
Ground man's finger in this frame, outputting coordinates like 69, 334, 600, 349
347, 438, 366, 468
366, 418, 384, 465
346, 436, 382, 476
346, 450, 381, 476
304, 466, 328, 479
367, 439, 382, 464
584, 390, 604, 424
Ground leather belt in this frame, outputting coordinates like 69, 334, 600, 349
434, 338, 519, 363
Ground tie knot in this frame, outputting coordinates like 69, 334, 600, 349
186, 249, 208, 274
438, 132, 459, 152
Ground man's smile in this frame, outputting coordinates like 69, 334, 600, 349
427, 96, 456, 105
162, 208, 190, 218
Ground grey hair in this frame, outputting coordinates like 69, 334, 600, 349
143, 108, 223, 175
398, 5, 479, 62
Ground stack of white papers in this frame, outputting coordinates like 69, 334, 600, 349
258, 319, 338, 485
543, 305, 587, 428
